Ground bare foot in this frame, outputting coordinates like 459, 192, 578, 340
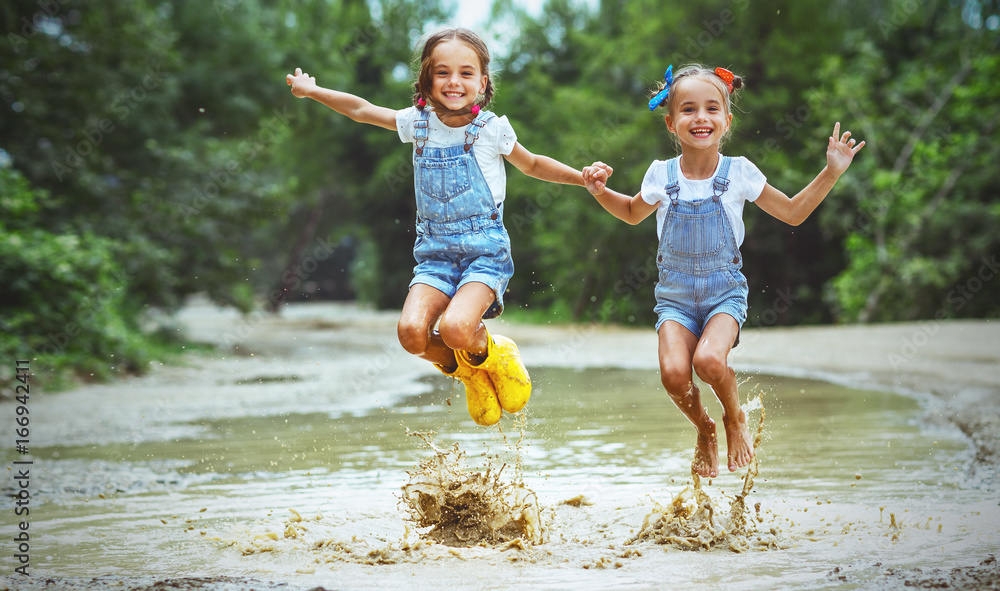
723, 409, 754, 472
692, 418, 719, 478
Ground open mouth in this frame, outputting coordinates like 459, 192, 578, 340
690, 127, 713, 138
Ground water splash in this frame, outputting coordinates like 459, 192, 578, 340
627, 393, 786, 552
399, 429, 542, 547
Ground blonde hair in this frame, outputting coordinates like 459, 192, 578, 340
412, 28, 495, 113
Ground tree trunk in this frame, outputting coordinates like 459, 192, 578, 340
267, 189, 329, 313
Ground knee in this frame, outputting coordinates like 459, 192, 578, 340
659, 361, 693, 397
692, 350, 729, 384
397, 319, 429, 356
437, 315, 478, 352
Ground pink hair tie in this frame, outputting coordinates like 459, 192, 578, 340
471, 105, 480, 115
417, 97, 426, 109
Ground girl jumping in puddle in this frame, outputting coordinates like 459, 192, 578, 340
583, 64, 864, 478
287, 28, 607, 426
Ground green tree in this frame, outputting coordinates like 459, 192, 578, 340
814, 0, 1000, 321
261, 0, 447, 310
1, 0, 295, 384
496, 0, 854, 326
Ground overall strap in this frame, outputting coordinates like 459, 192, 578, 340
464, 111, 496, 151
712, 155, 733, 200
414, 109, 430, 155
664, 157, 681, 204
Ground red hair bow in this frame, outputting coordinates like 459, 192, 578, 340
715, 67, 735, 93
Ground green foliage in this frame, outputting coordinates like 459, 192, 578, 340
0, 168, 169, 388
2, 0, 998, 390
0, 0, 295, 386
496, 0, 857, 326
814, 1, 1000, 321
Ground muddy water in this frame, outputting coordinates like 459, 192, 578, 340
2, 303, 998, 590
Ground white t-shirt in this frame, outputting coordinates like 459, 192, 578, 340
396, 107, 518, 206
640, 155, 767, 247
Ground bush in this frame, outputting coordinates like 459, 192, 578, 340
0, 168, 167, 390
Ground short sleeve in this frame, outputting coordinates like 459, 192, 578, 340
736, 156, 767, 202
640, 161, 666, 205
396, 106, 418, 144
492, 115, 517, 156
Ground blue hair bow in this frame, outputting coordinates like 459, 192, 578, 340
648, 65, 674, 111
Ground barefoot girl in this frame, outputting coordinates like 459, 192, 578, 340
287, 28, 606, 426
583, 64, 864, 477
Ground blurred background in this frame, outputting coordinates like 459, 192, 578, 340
2, 0, 998, 386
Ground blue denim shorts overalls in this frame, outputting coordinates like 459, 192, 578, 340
409, 109, 514, 319
653, 156, 748, 344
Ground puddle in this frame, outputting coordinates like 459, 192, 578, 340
2, 362, 996, 590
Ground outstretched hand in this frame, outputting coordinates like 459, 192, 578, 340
827, 122, 865, 175
583, 161, 614, 195
286, 67, 317, 98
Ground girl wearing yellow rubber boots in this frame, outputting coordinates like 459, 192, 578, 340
287, 29, 606, 424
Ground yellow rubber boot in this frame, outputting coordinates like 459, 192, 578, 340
434, 352, 502, 426
457, 329, 531, 414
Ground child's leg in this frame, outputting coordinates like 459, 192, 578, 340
437, 282, 507, 425
437, 282, 496, 357
397, 284, 454, 366
658, 320, 720, 479
691, 313, 753, 473
441, 281, 531, 415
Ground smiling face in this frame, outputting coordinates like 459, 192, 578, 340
427, 38, 488, 113
665, 77, 733, 152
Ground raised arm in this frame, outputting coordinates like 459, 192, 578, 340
286, 67, 397, 131
583, 163, 657, 225
755, 122, 865, 226
504, 143, 587, 186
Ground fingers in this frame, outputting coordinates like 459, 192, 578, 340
583, 167, 608, 182
288, 67, 308, 84
830, 122, 864, 152
840, 132, 863, 153
589, 161, 613, 178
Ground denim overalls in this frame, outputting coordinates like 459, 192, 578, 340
409, 109, 514, 319
653, 156, 748, 343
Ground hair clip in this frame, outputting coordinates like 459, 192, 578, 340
648, 65, 673, 111
714, 67, 734, 93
